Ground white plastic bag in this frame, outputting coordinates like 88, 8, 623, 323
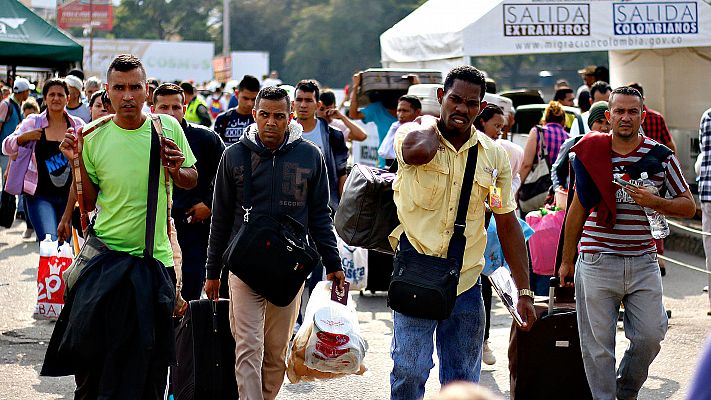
336, 235, 368, 291
287, 281, 367, 383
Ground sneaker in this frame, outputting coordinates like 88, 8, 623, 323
22, 228, 34, 239
704, 286, 709, 293
482, 341, 496, 365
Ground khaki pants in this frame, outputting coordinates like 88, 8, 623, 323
228, 272, 302, 400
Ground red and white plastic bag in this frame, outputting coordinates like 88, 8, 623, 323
34, 240, 73, 320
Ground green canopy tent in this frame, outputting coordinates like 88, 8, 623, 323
0, 0, 83, 70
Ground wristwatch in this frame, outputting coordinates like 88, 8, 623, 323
518, 288, 535, 299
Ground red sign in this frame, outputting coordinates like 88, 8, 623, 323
57, 0, 113, 31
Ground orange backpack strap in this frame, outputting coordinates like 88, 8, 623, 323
149, 114, 173, 237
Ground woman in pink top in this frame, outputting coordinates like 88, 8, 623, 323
2, 78, 84, 240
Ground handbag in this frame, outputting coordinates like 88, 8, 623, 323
334, 164, 399, 254
222, 143, 321, 307
63, 114, 168, 296
387, 144, 479, 320
519, 125, 552, 213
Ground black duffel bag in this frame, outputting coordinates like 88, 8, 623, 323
334, 164, 399, 254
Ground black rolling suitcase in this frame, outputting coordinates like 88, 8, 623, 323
508, 280, 592, 400
173, 299, 239, 400
508, 160, 591, 400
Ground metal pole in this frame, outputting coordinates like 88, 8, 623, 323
223, 0, 230, 56
89, 0, 93, 72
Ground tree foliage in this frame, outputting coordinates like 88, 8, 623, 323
113, 0, 219, 41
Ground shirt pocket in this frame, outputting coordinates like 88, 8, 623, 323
411, 161, 450, 210
467, 169, 493, 219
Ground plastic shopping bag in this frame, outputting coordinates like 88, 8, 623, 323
526, 209, 566, 276
287, 281, 368, 383
34, 240, 74, 320
337, 235, 368, 291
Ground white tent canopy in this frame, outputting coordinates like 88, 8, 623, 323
381, 0, 711, 65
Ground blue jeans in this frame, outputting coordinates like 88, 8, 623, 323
576, 252, 667, 400
390, 283, 485, 400
25, 193, 66, 241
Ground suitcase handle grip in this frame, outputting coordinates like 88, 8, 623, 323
211, 300, 218, 333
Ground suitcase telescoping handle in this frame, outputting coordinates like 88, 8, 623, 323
211, 300, 218, 334
548, 277, 558, 313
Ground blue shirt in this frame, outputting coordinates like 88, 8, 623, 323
361, 102, 396, 167
0, 97, 21, 142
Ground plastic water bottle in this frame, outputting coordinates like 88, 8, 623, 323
39, 234, 55, 257
640, 173, 670, 239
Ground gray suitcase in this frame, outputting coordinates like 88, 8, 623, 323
359, 68, 442, 94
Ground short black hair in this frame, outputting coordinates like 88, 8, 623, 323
153, 82, 184, 104
89, 90, 105, 108
590, 81, 612, 100
595, 66, 610, 83
577, 90, 591, 113
553, 87, 574, 102
295, 80, 319, 102
107, 54, 146, 82
179, 81, 195, 95
67, 69, 85, 81
443, 65, 487, 100
255, 86, 290, 112
627, 82, 644, 97
608, 86, 644, 110
473, 104, 504, 132
238, 75, 260, 92
485, 78, 497, 94
398, 94, 422, 110
42, 77, 69, 98
319, 90, 336, 107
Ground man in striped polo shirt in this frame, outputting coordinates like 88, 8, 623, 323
559, 86, 695, 400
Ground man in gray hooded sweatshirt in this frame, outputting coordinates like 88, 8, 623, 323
204, 86, 345, 400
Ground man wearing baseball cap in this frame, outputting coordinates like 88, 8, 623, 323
0, 78, 34, 173
64, 75, 91, 123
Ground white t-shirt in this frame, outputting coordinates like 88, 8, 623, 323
302, 119, 325, 154
496, 138, 524, 193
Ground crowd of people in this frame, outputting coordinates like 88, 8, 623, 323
0, 54, 709, 400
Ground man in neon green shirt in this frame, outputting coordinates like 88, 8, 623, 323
57, 54, 197, 398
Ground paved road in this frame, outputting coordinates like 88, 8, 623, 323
1, 220, 709, 399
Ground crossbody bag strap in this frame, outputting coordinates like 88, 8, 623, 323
536, 125, 549, 167
144, 116, 162, 258
149, 114, 172, 237
239, 143, 253, 222
72, 114, 114, 231
446, 139, 480, 264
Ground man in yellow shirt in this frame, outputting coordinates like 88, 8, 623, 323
388, 65, 536, 400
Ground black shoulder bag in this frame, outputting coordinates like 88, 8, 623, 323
222, 144, 321, 307
387, 144, 479, 320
